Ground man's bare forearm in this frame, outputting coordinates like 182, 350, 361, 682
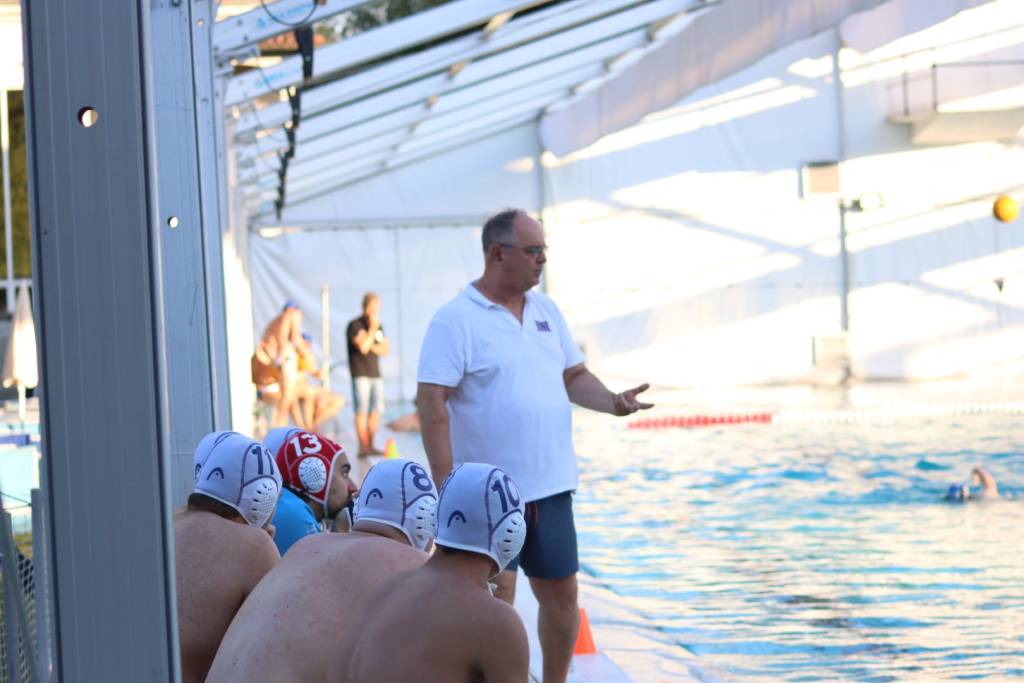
417, 385, 454, 488
564, 366, 616, 414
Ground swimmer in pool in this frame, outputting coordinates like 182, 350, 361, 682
945, 465, 1000, 501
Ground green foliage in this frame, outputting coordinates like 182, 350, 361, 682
340, 0, 454, 38
0, 91, 30, 280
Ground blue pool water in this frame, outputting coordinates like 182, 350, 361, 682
572, 389, 1024, 681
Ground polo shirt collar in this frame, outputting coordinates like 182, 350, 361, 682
464, 282, 536, 310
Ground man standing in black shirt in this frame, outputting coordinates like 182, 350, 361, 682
346, 292, 389, 456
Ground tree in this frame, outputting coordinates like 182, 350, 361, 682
0, 90, 31, 287
339, 0, 454, 38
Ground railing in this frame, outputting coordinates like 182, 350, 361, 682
0, 488, 51, 682
888, 58, 1024, 118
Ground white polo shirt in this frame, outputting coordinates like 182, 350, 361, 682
417, 284, 585, 502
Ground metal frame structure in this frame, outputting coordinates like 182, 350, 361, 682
218, 0, 714, 220
21, 0, 230, 678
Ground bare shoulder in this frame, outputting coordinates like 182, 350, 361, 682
473, 597, 529, 682
482, 596, 527, 637
233, 525, 280, 583
454, 590, 527, 641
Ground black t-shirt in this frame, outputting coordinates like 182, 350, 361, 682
346, 316, 383, 378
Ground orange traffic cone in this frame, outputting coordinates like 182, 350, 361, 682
384, 438, 399, 459
573, 608, 597, 655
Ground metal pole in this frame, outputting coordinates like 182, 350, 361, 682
321, 283, 330, 392
1, 89, 13, 313
535, 117, 550, 296
392, 229, 405, 403
31, 488, 51, 680
833, 29, 850, 335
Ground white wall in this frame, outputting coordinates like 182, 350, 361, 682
541, 3, 1024, 387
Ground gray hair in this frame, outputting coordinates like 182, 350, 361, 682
481, 208, 523, 252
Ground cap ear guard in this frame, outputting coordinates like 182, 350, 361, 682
486, 469, 526, 572
491, 510, 527, 572
404, 494, 438, 551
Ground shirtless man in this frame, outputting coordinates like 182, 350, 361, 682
252, 301, 304, 427
328, 463, 530, 683
174, 432, 282, 683
207, 458, 437, 683
296, 332, 345, 432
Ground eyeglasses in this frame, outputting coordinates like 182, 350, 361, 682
497, 243, 547, 258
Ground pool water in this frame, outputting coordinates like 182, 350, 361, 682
572, 393, 1024, 682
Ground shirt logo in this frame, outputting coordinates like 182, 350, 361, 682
535, 320, 550, 332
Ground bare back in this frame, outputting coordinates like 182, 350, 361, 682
329, 560, 529, 683
207, 531, 427, 683
174, 508, 279, 683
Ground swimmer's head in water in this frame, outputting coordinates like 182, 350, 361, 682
193, 430, 237, 484
435, 463, 526, 574
193, 432, 282, 527
282, 300, 298, 311
354, 459, 438, 550
946, 482, 971, 501
277, 431, 348, 516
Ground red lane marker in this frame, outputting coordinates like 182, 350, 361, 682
627, 411, 777, 430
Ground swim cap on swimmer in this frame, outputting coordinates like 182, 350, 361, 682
193, 430, 237, 484
194, 432, 282, 528
946, 482, 971, 501
263, 427, 301, 462
435, 463, 526, 573
276, 431, 347, 517
354, 459, 437, 551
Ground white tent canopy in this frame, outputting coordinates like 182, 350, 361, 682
226, 0, 1024, 406
539, 0, 995, 156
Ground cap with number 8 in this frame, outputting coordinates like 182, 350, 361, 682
354, 459, 438, 551
276, 430, 346, 517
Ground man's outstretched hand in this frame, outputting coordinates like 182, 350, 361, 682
612, 383, 654, 416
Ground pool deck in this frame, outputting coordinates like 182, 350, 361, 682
514, 571, 728, 682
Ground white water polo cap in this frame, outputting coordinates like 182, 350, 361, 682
355, 459, 437, 551
193, 430, 237, 484
194, 432, 282, 528
435, 463, 526, 573
263, 427, 301, 463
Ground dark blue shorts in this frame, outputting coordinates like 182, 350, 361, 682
507, 490, 578, 579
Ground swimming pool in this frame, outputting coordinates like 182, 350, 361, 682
572, 385, 1024, 681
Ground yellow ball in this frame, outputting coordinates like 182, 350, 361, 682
993, 195, 1019, 223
